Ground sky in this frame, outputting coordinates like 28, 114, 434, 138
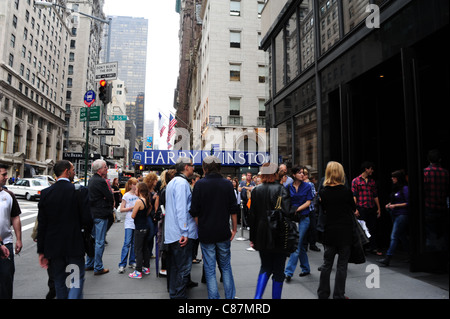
103, 0, 179, 128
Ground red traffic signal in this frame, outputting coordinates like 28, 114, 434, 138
99, 80, 108, 103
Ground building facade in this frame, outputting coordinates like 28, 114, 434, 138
175, 0, 268, 175
101, 15, 148, 151
1, 0, 72, 177
64, 0, 106, 172
261, 0, 449, 272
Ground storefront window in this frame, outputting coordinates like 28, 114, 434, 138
319, 0, 340, 54
286, 12, 299, 82
277, 120, 292, 167
300, 0, 314, 70
294, 106, 318, 171
342, 0, 370, 35
275, 30, 285, 93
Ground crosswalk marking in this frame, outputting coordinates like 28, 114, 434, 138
16, 200, 38, 233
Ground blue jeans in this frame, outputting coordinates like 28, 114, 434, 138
119, 228, 136, 267
49, 256, 85, 299
201, 241, 236, 299
167, 239, 193, 299
386, 214, 409, 256
85, 218, 108, 272
285, 216, 310, 276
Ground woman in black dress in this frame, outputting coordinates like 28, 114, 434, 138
317, 161, 356, 299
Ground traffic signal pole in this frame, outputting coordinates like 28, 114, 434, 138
84, 107, 90, 186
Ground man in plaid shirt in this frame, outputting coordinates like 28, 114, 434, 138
424, 149, 449, 252
352, 161, 381, 255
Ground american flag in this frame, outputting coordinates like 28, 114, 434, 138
158, 113, 166, 137
167, 114, 177, 146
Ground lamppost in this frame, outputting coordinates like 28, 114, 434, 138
34, 1, 112, 185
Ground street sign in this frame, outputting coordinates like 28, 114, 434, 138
95, 62, 118, 81
84, 90, 96, 107
108, 115, 128, 121
92, 128, 115, 136
80, 106, 100, 122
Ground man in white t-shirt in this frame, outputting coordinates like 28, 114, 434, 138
0, 164, 22, 299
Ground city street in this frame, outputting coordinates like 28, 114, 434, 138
11, 199, 449, 300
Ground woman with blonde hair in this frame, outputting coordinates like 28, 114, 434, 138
118, 177, 138, 273
317, 161, 356, 299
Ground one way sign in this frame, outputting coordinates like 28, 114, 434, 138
92, 128, 115, 136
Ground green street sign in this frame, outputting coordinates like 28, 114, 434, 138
109, 115, 128, 121
80, 106, 100, 122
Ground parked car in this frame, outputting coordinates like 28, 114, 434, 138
7, 178, 51, 201
33, 175, 56, 184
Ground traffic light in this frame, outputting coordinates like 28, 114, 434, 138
99, 79, 107, 104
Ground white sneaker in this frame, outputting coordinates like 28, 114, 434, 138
129, 263, 136, 269
118, 266, 125, 273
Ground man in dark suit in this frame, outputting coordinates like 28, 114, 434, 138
37, 160, 92, 299
85, 159, 114, 275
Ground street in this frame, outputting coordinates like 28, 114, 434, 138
11, 198, 449, 300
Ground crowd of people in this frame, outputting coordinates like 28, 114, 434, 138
0, 148, 448, 299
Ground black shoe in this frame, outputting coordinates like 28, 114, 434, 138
299, 272, 310, 277
377, 256, 391, 266
187, 280, 198, 289
285, 276, 291, 282
46, 289, 56, 299
309, 244, 321, 252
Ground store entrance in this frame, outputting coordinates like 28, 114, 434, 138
345, 54, 406, 250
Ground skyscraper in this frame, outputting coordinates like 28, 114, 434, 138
101, 16, 148, 150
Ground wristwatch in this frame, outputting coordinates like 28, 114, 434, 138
0, 240, 4, 246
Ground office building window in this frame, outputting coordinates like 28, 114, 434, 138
229, 97, 240, 116
230, 30, 241, 48
230, 63, 241, 81
230, 0, 240, 16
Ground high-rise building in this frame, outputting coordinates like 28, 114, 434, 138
100, 16, 148, 150
0, 0, 72, 177
63, 0, 106, 172
176, 0, 268, 164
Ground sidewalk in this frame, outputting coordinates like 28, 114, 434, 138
85, 223, 449, 299
13, 222, 448, 299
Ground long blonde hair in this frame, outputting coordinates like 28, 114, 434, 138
323, 161, 346, 186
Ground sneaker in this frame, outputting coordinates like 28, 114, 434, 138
129, 263, 136, 269
142, 267, 150, 275
128, 270, 142, 279
118, 266, 125, 274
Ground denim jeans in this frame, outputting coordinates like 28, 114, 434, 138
85, 218, 108, 272
167, 239, 193, 299
285, 216, 310, 276
387, 214, 409, 256
119, 228, 136, 268
201, 241, 236, 299
49, 256, 85, 299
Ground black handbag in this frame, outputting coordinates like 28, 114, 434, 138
348, 216, 369, 264
81, 228, 95, 258
266, 193, 299, 253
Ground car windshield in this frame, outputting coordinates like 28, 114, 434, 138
32, 180, 49, 187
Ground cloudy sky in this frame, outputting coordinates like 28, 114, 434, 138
103, 0, 180, 124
